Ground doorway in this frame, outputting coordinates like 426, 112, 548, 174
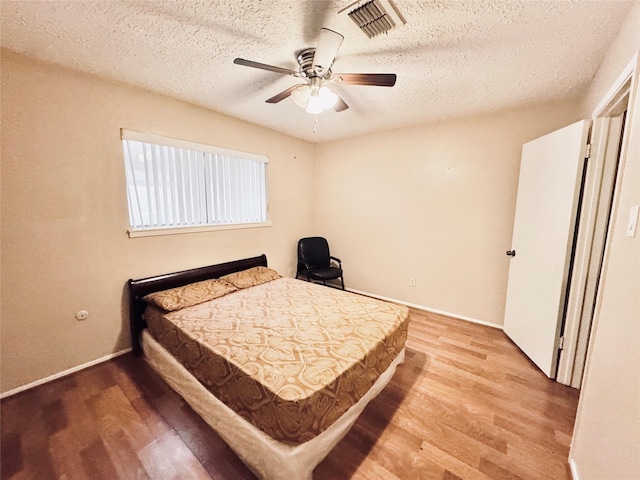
557, 76, 633, 388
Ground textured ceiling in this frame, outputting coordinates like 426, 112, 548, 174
0, 0, 635, 143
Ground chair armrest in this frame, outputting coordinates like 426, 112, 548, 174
330, 256, 342, 265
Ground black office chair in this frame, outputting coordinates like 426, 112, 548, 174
296, 237, 345, 290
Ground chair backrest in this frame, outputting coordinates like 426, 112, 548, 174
298, 237, 331, 269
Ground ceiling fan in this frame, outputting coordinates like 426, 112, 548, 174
233, 28, 396, 114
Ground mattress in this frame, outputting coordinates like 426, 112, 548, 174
143, 277, 409, 445
142, 330, 406, 480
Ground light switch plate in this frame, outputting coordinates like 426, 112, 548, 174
626, 205, 639, 238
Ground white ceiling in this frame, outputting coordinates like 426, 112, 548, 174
0, 0, 635, 143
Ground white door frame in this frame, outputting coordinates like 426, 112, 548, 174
557, 52, 639, 388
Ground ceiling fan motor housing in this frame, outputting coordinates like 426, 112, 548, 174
297, 48, 332, 79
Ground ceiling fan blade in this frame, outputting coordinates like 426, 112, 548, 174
234, 58, 298, 77
334, 73, 397, 87
265, 84, 306, 104
312, 28, 344, 75
333, 95, 349, 112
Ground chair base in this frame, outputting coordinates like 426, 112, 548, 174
296, 274, 345, 290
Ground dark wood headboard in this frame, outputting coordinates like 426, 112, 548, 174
127, 254, 268, 355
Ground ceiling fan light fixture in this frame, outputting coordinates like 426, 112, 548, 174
305, 95, 324, 114
293, 83, 337, 113
318, 86, 338, 109
291, 85, 311, 108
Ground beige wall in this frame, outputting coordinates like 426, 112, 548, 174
569, 3, 640, 479
0, 50, 316, 394
314, 100, 582, 326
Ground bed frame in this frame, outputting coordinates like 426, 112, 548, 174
127, 254, 267, 355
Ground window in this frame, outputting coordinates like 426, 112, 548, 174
121, 129, 269, 237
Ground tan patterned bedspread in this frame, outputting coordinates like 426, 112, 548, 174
144, 277, 409, 445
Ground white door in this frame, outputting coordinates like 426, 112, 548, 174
503, 120, 590, 378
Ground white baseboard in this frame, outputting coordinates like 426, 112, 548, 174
568, 458, 580, 480
0, 348, 132, 400
347, 288, 503, 330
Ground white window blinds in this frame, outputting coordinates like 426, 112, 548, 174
121, 130, 268, 234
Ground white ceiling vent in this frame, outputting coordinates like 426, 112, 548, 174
339, 0, 406, 38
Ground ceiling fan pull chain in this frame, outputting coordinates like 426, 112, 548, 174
313, 116, 318, 134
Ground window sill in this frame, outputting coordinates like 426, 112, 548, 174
127, 221, 272, 238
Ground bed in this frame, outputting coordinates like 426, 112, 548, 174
128, 254, 409, 479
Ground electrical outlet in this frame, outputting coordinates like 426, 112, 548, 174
409, 277, 416, 287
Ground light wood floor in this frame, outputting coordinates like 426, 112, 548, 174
1, 309, 579, 479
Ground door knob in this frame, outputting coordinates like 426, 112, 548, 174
506, 250, 516, 257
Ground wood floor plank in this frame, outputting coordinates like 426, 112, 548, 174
138, 430, 211, 480
442, 470, 465, 480
0, 307, 579, 480
34, 375, 77, 406
1, 432, 22, 479
80, 439, 120, 480
1, 389, 40, 435
48, 427, 90, 480
42, 399, 68, 436
417, 440, 493, 480
478, 456, 524, 480
129, 395, 172, 440
73, 362, 118, 401
202, 444, 256, 480
60, 385, 102, 452
19, 411, 58, 480
354, 423, 423, 479
152, 395, 222, 466
85, 385, 153, 479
